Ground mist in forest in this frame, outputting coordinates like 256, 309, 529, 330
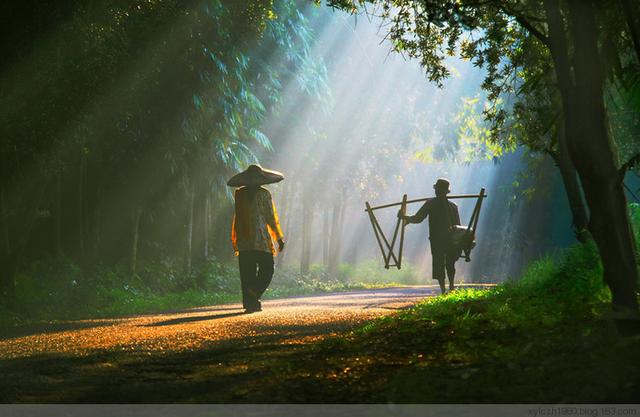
256, 9, 577, 282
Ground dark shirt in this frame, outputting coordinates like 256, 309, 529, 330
407, 197, 460, 244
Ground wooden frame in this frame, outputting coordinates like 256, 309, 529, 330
364, 188, 487, 269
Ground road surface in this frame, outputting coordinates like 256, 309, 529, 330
0, 284, 491, 402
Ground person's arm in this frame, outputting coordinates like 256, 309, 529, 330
231, 214, 238, 255
399, 201, 430, 224
231, 189, 239, 255
452, 203, 461, 226
264, 190, 285, 252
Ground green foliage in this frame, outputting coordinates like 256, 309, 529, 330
0, 0, 330, 291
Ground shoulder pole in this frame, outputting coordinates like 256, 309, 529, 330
364, 193, 487, 212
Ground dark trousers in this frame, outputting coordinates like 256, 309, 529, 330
238, 250, 274, 309
431, 242, 460, 289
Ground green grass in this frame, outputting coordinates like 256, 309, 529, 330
248, 241, 640, 403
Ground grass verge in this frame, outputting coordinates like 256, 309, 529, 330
247, 242, 640, 403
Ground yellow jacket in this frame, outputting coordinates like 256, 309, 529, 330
231, 186, 284, 256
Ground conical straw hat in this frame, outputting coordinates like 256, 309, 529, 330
227, 164, 284, 187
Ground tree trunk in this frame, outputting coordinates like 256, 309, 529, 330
544, 0, 640, 322
323, 207, 330, 267
129, 206, 142, 276
184, 182, 195, 275
328, 196, 345, 278
0, 183, 14, 294
565, 0, 639, 316
92, 205, 101, 262
203, 192, 210, 259
553, 122, 590, 242
78, 153, 85, 258
56, 167, 63, 255
209, 194, 222, 257
300, 190, 312, 275
1, 185, 10, 258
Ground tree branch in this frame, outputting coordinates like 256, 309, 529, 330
515, 14, 551, 48
619, 153, 640, 182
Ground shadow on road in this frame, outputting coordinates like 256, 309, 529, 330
145, 311, 246, 327
0, 320, 350, 402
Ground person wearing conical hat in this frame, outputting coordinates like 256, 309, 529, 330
228, 164, 285, 313
398, 178, 461, 294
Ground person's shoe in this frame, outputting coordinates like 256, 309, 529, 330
244, 301, 262, 313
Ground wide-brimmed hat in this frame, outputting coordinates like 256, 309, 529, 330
227, 164, 284, 187
433, 178, 450, 193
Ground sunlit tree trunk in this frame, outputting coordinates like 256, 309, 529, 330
345, 221, 363, 265
545, 0, 639, 317
328, 192, 346, 277
129, 205, 142, 276
300, 189, 313, 275
322, 207, 330, 267
327, 202, 340, 277
552, 122, 589, 242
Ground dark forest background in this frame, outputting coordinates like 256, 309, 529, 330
1, 0, 640, 323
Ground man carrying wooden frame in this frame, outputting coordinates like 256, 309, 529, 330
364, 178, 486, 295
398, 178, 460, 294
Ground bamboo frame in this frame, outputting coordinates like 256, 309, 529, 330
398, 194, 407, 269
366, 201, 400, 269
460, 188, 485, 262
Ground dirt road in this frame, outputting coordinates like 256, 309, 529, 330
0, 285, 486, 402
